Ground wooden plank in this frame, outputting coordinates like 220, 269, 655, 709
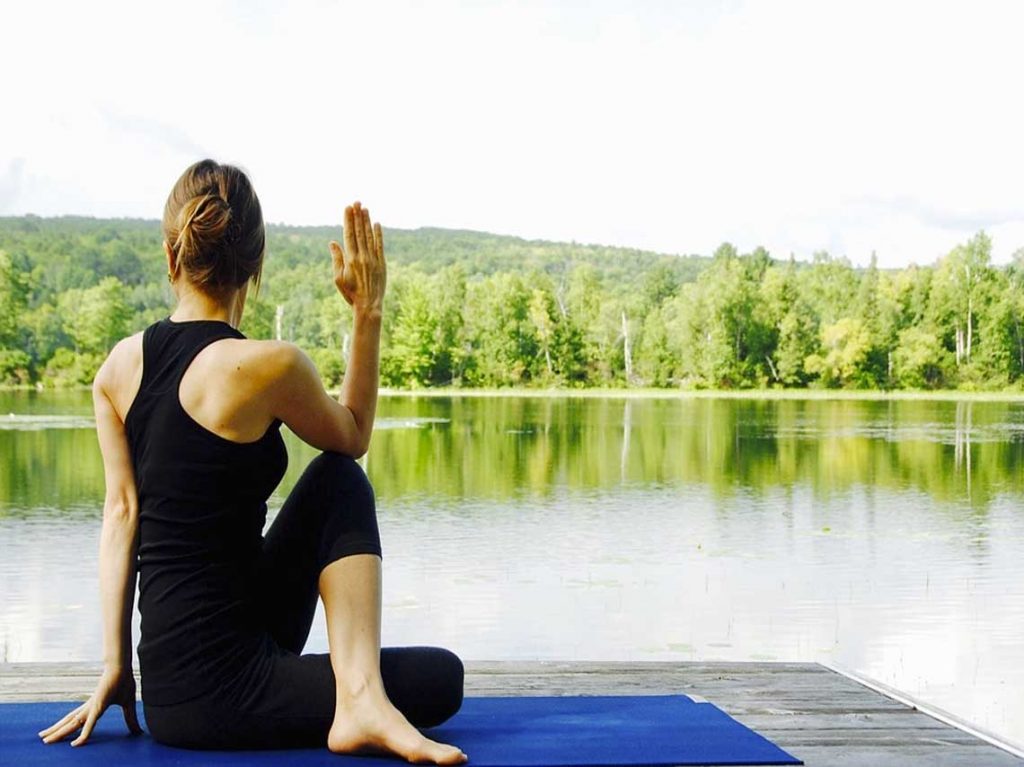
1, 661, 1021, 767
783, 745, 1024, 767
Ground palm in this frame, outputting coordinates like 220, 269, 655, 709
329, 201, 386, 311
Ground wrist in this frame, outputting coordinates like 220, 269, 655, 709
353, 304, 383, 324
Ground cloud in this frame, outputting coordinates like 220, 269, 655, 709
1, 1, 1023, 266
846, 195, 1024, 234
97, 108, 210, 160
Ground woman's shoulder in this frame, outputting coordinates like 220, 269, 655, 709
233, 337, 304, 368
94, 330, 146, 421
223, 338, 311, 390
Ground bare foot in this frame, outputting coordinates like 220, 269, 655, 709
327, 683, 466, 765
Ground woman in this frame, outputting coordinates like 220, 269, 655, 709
36, 159, 467, 764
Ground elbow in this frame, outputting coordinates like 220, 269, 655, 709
103, 501, 138, 526
353, 426, 375, 458
337, 411, 371, 458
346, 436, 370, 460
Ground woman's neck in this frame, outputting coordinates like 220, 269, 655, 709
169, 286, 245, 329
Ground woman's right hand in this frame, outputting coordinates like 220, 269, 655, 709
330, 201, 386, 315
37, 665, 142, 747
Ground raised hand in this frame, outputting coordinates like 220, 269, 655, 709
329, 201, 386, 315
37, 666, 143, 747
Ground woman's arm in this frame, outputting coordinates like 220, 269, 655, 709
269, 202, 386, 457
38, 350, 143, 745
92, 364, 140, 673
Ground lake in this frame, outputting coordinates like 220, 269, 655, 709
1, 390, 1022, 748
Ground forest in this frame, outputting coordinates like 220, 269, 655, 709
1, 215, 1022, 392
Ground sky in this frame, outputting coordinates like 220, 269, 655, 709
2, 0, 1023, 268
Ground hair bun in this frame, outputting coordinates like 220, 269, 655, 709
174, 192, 232, 264
163, 159, 265, 295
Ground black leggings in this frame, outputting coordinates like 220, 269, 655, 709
143, 451, 464, 750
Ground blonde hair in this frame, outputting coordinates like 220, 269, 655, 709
162, 159, 265, 297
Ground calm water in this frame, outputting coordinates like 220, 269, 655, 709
1, 391, 1022, 747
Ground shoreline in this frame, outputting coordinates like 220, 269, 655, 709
6, 385, 1024, 403
372, 387, 1024, 402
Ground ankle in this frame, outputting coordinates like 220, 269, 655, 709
335, 670, 384, 702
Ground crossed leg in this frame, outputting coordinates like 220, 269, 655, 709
254, 452, 466, 762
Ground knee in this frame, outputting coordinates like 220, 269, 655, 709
421, 648, 465, 728
441, 649, 465, 718
307, 451, 374, 501
307, 452, 381, 566
381, 646, 465, 728
309, 450, 366, 480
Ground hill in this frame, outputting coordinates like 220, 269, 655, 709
0, 216, 1018, 393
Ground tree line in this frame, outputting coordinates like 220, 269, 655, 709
1, 215, 1022, 391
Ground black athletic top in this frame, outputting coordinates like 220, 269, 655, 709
125, 317, 288, 705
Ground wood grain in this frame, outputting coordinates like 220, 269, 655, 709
2, 661, 1021, 766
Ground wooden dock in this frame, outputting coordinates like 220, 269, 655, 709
2, 660, 1022, 766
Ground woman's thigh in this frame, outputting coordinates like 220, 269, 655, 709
143, 653, 334, 750
145, 646, 465, 750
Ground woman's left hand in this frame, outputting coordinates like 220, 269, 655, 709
37, 665, 143, 746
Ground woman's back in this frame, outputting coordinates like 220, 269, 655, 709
125, 316, 288, 705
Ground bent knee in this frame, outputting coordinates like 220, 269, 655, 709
309, 450, 365, 477
420, 648, 465, 728
307, 451, 375, 499
440, 648, 465, 716
307, 452, 381, 566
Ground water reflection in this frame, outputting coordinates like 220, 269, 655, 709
0, 392, 1022, 747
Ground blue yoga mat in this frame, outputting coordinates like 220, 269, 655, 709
1, 695, 802, 766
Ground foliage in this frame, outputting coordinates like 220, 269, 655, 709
0, 215, 1022, 391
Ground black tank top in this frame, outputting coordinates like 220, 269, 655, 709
125, 317, 288, 705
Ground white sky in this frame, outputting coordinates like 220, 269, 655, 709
2, 0, 1023, 268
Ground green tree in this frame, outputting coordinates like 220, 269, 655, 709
0, 349, 31, 385
929, 231, 993, 369
0, 250, 31, 346
799, 251, 857, 326
463, 273, 536, 386
634, 304, 674, 387
760, 258, 817, 386
57, 276, 132, 356
1002, 249, 1024, 380
383, 273, 435, 387
892, 327, 947, 388
853, 252, 888, 387
685, 244, 772, 387
804, 318, 873, 388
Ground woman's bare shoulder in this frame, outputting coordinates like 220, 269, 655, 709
231, 338, 308, 384
94, 332, 145, 421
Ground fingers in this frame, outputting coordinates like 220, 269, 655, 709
38, 705, 82, 737
373, 222, 384, 263
38, 706, 86, 744
343, 205, 357, 258
329, 240, 345, 271
70, 709, 97, 746
353, 201, 368, 255
361, 207, 374, 258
